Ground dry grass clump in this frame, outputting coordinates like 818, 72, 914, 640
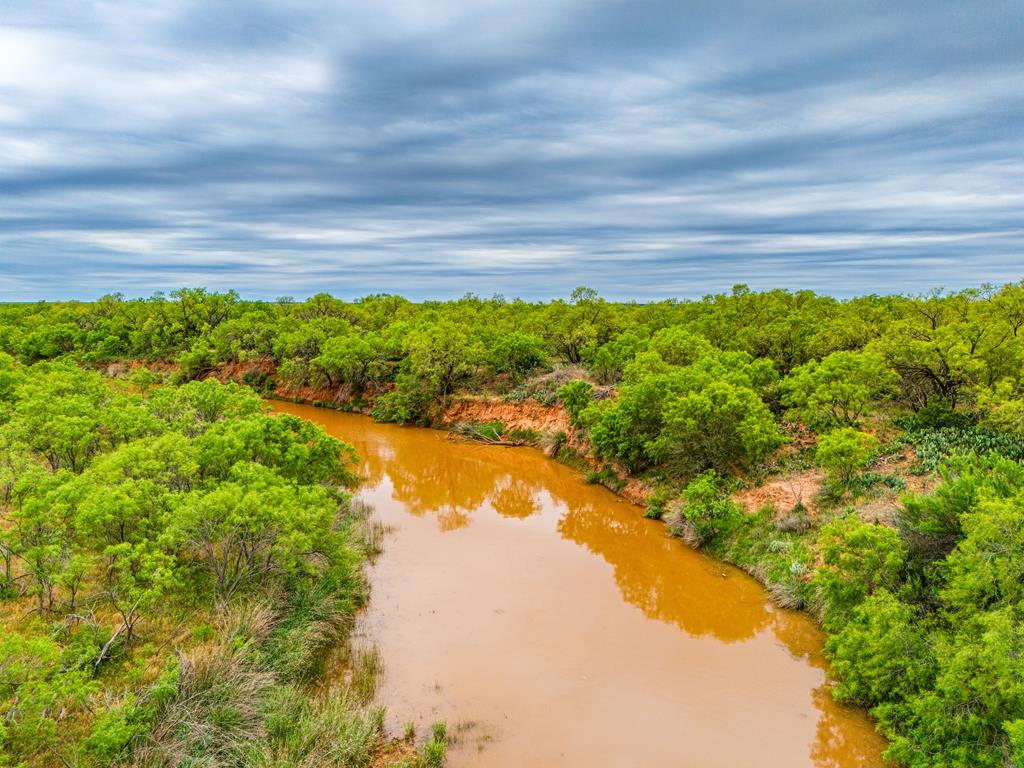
773, 502, 812, 534
127, 597, 416, 768
766, 581, 804, 610
666, 510, 703, 548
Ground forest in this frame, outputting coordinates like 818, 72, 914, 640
3, 281, 1024, 767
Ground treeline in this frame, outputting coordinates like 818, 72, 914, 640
2, 283, 1023, 427
3, 282, 1024, 766
0, 361, 446, 767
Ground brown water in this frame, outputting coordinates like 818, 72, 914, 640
273, 402, 886, 768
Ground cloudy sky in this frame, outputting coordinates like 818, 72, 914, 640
1, 1, 1021, 301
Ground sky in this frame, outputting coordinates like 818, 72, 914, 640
1, 1, 1022, 302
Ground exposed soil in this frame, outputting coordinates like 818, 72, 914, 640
734, 469, 824, 518
442, 397, 571, 435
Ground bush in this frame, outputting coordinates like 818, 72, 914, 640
671, 471, 741, 546
898, 400, 978, 431
825, 590, 934, 707
811, 515, 905, 630
815, 427, 878, 486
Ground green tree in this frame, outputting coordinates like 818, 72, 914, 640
6, 364, 107, 472
825, 590, 934, 707
782, 350, 898, 428
0, 630, 96, 763
649, 380, 783, 474
171, 463, 343, 602
487, 331, 548, 380
311, 332, 388, 393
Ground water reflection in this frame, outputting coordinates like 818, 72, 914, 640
271, 402, 886, 768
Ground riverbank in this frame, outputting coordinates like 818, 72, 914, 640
119, 356, 917, 623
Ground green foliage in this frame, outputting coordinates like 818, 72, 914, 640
0, 629, 96, 762
649, 379, 783, 474
487, 331, 548, 380
175, 340, 217, 382
583, 332, 644, 384
586, 348, 781, 474
312, 332, 388, 392
976, 378, 1024, 434
897, 399, 978, 431
5, 280, 1024, 767
671, 471, 742, 546
0, 364, 393, 767
782, 350, 897, 428
826, 590, 934, 707
818, 455, 1024, 767
811, 515, 904, 630
907, 425, 1024, 472
558, 380, 593, 427
815, 427, 879, 486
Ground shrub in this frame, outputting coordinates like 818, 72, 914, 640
825, 590, 934, 707
811, 515, 905, 630
558, 380, 594, 427
815, 427, 879, 486
671, 471, 741, 546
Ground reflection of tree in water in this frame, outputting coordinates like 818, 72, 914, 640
809, 685, 886, 768
360, 428, 555, 529
491, 480, 542, 519
557, 501, 770, 643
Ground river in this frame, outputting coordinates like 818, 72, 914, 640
272, 401, 886, 767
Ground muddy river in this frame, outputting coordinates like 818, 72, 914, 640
273, 402, 886, 767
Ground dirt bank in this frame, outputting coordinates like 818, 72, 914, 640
442, 396, 572, 435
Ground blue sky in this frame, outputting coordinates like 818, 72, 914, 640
1, 1, 1021, 301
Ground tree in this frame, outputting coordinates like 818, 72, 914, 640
782, 351, 898, 428
0, 630, 96, 763
975, 378, 1024, 435
941, 490, 1024, 615
885, 609, 1024, 768
194, 413, 358, 488
311, 332, 387, 393
649, 380, 783, 474
583, 333, 644, 385
171, 464, 342, 602
487, 331, 548, 380
6, 364, 108, 472
825, 590, 934, 707
404, 322, 479, 404
8, 468, 72, 612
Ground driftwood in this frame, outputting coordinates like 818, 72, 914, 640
447, 423, 526, 446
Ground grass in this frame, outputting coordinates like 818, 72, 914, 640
121, 595, 447, 768
584, 466, 626, 492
